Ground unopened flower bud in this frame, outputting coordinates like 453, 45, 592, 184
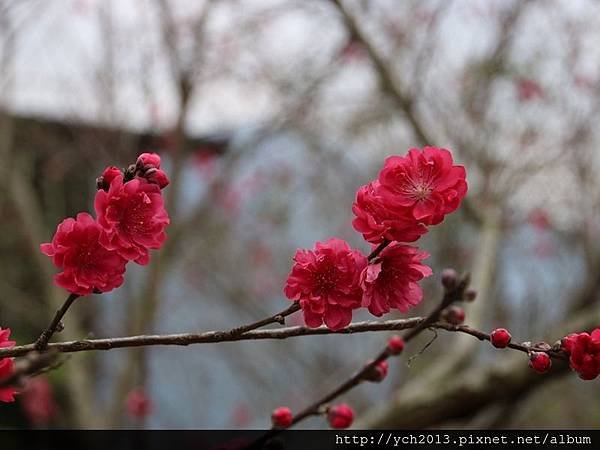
442, 306, 465, 325
441, 268, 458, 290
363, 360, 388, 382
271, 406, 293, 428
464, 288, 477, 302
387, 335, 405, 355
124, 164, 137, 182
136, 152, 161, 171
145, 168, 170, 189
490, 328, 511, 348
529, 352, 551, 374
96, 166, 122, 191
327, 404, 354, 429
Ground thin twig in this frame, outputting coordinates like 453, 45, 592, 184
367, 239, 390, 261
284, 286, 461, 430
403, 274, 470, 343
407, 329, 438, 367
227, 302, 301, 336
34, 293, 79, 351
247, 288, 464, 449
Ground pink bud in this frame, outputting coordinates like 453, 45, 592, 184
327, 404, 354, 429
97, 166, 122, 191
271, 406, 293, 428
529, 352, 551, 374
363, 359, 389, 382
464, 288, 477, 302
145, 168, 170, 189
136, 152, 161, 170
490, 328, 512, 348
374, 360, 388, 381
443, 306, 465, 325
441, 268, 458, 289
387, 335, 405, 355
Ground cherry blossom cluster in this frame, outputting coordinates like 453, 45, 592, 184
40, 153, 170, 296
284, 147, 467, 330
490, 327, 600, 379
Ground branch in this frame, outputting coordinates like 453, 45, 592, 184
367, 238, 390, 261
402, 274, 470, 343
358, 299, 600, 429
248, 276, 568, 447
363, 352, 570, 429
0, 315, 565, 360
329, 0, 434, 147
0, 317, 419, 358
227, 302, 301, 336
276, 275, 471, 433
34, 293, 79, 351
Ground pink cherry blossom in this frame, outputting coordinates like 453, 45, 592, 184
40, 213, 127, 295
378, 147, 467, 226
94, 175, 169, 265
352, 180, 428, 244
284, 238, 367, 330
360, 243, 432, 316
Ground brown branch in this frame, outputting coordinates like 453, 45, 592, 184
367, 238, 390, 261
329, 0, 434, 147
34, 293, 79, 351
434, 322, 565, 360
1, 317, 421, 359
0, 315, 565, 360
360, 298, 600, 429
249, 276, 568, 447
227, 302, 301, 336
280, 277, 470, 433
403, 274, 470, 342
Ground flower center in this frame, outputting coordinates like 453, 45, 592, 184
314, 265, 339, 293
412, 184, 432, 201
377, 260, 404, 284
399, 171, 434, 202
123, 195, 152, 234
76, 241, 99, 269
